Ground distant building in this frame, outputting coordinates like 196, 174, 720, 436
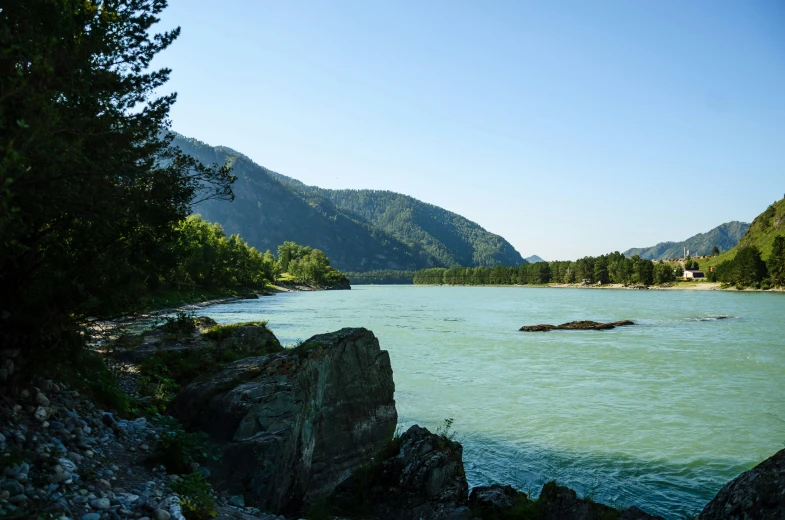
684, 269, 705, 280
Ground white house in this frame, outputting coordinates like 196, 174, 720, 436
684, 269, 705, 280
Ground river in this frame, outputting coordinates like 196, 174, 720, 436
193, 286, 785, 518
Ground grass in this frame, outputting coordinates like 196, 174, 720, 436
201, 321, 269, 342
138, 321, 282, 410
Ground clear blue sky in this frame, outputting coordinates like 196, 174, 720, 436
154, 0, 785, 260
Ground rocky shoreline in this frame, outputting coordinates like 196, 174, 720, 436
1, 319, 782, 520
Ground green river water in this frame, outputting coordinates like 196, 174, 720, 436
193, 286, 785, 518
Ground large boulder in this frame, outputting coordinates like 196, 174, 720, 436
697, 448, 785, 520
168, 327, 397, 514
331, 424, 472, 520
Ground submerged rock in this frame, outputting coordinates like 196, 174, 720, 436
168, 327, 397, 514
697, 448, 785, 520
520, 320, 635, 332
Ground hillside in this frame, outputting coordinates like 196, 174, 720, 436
266, 173, 523, 267
623, 221, 749, 260
525, 255, 546, 263
700, 196, 785, 270
174, 135, 523, 271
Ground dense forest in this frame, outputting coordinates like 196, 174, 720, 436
414, 252, 679, 286
163, 217, 348, 292
344, 270, 416, 285
0, 2, 345, 360
174, 135, 524, 272
706, 242, 783, 288
624, 221, 749, 260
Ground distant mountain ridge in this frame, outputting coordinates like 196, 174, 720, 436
175, 135, 524, 272
525, 255, 545, 263
623, 221, 749, 260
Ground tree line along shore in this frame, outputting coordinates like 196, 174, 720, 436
412, 242, 785, 290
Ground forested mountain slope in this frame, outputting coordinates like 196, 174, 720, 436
623, 221, 749, 260
175, 135, 524, 271
701, 196, 785, 269
733, 197, 785, 256
271, 176, 523, 267
175, 136, 421, 271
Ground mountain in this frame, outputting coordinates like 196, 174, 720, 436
266, 173, 523, 268
174, 135, 523, 272
732, 197, 785, 257
623, 221, 749, 260
525, 255, 545, 263
700, 196, 785, 272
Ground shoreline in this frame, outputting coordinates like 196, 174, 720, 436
412, 282, 784, 292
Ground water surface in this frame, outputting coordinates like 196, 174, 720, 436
194, 286, 785, 518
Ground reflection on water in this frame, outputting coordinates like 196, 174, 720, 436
194, 286, 785, 518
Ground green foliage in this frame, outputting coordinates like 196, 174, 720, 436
414, 252, 665, 287
154, 415, 221, 474
273, 241, 349, 287
711, 246, 769, 287
159, 312, 198, 336
0, 1, 235, 357
653, 262, 677, 285
201, 321, 269, 341
138, 322, 282, 410
166, 215, 275, 290
343, 270, 415, 284
412, 268, 449, 284
171, 471, 218, 520
768, 236, 785, 286
712, 245, 721, 256
684, 259, 700, 270
435, 418, 459, 453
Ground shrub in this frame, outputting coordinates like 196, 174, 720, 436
154, 415, 221, 474
159, 311, 198, 335
172, 471, 217, 519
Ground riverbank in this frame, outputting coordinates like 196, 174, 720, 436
413, 281, 784, 292
2, 316, 781, 519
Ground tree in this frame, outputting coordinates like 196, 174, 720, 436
0, 1, 235, 355
767, 236, 785, 286
734, 246, 767, 286
712, 246, 720, 256
593, 256, 609, 284
653, 262, 676, 285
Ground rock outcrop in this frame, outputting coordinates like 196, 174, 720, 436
332, 424, 472, 520
520, 320, 635, 332
168, 327, 397, 514
697, 448, 785, 520
469, 483, 525, 513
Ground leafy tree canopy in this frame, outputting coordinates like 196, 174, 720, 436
0, 1, 234, 354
